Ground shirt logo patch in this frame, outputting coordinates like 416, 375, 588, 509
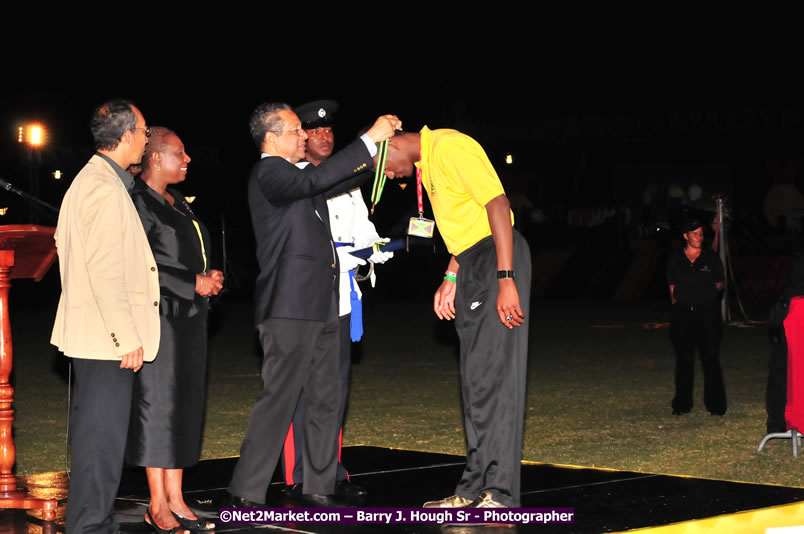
470, 301, 482, 310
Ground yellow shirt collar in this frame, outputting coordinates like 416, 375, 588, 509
414, 125, 432, 172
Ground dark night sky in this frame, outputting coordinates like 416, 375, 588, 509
6, 27, 803, 134
5, 40, 803, 157
3, 27, 804, 232
3, 21, 804, 305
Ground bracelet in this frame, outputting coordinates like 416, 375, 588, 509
445, 270, 457, 277
443, 274, 457, 283
497, 270, 515, 279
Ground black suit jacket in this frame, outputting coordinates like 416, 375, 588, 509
131, 181, 213, 318
249, 139, 372, 324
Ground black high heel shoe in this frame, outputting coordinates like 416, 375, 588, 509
145, 509, 189, 534
172, 510, 215, 531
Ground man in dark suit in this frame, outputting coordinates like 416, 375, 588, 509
228, 103, 399, 506
280, 100, 393, 500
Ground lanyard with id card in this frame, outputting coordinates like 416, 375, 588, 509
407, 165, 434, 238
370, 139, 435, 239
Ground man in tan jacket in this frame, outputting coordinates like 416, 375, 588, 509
51, 99, 160, 534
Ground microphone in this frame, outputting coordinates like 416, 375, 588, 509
0, 176, 60, 219
0, 177, 23, 194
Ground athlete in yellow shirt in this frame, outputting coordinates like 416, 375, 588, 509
384, 126, 531, 509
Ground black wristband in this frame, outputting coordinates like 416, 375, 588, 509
497, 270, 515, 279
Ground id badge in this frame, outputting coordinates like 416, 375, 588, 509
408, 216, 435, 238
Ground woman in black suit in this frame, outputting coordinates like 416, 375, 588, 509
127, 127, 222, 533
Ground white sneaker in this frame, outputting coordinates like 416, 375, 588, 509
422, 494, 473, 508
445, 490, 513, 528
466, 490, 506, 508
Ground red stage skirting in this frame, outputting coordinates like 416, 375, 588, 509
785, 296, 804, 430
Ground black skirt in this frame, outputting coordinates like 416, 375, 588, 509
126, 304, 208, 468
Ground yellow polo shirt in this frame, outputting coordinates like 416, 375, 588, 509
416, 126, 514, 255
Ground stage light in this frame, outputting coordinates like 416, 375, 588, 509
506, 154, 513, 165
185, 196, 196, 204
0, 208, 8, 216
29, 126, 42, 146
52, 170, 62, 180
18, 124, 47, 147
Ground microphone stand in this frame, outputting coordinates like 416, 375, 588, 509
0, 177, 59, 223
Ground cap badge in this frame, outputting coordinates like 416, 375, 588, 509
318, 108, 327, 118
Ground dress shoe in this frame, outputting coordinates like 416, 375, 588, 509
227, 492, 262, 508
301, 493, 342, 507
423, 494, 473, 508
334, 479, 367, 497
672, 408, 690, 416
280, 483, 304, 498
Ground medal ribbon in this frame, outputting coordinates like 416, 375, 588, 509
369, 139, 389, 214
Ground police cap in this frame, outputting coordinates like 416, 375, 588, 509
294, 100, 339, 129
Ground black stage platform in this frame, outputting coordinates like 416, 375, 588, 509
4, 446, 804, 533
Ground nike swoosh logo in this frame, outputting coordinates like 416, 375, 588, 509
470, 301, 482, 310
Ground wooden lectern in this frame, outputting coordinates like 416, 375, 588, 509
0, 225, 58, 521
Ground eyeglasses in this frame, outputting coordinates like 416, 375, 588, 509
278, 127, 304, 137
131, 126, 151, 137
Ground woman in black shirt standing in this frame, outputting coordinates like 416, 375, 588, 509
666, 219, 727, 416
127, 127, 222, 532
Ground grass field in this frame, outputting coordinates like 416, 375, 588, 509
8, 276, 804, 489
